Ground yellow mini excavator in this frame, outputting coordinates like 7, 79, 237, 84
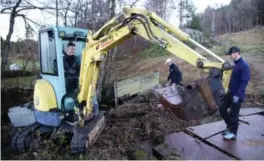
11, 7, 234, 154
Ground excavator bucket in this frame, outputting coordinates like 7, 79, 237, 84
152, 79, 218, 121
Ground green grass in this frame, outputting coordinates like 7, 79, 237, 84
209, 46, 228, 56
216, 27, 264, 46
140, 44, 171, 59
211, 27, 264, 56
210, 44, 264, 56
240, 45, 264, 53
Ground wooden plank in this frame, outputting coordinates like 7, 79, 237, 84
186, 120, 227, 139
115, 72, 159, 98
239, 114, 264, 129
239, 107, 264, 116
186, 120, 246, 139
187, 115, 264, 160
153, 132, 233, 160
207, 121, 264, 160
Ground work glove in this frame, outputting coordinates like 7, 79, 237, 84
233, 96, 239, 103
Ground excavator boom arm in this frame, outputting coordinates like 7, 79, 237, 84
77, 7, 233, 119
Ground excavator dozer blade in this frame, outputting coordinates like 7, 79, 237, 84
70, 112, 106, 154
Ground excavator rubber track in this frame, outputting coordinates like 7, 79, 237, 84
11, 122, 40, 152
10, 112, 106, 154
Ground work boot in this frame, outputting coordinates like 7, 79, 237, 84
223, 132, 237, 140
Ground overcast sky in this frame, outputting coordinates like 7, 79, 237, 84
0, 0, 231, 41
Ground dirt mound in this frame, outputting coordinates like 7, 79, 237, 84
81, 96, 190, 159
87, 101, 188, 159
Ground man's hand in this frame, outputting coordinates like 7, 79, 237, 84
233, 96, 239, 103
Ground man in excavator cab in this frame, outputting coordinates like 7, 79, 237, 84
63, 42, 80, 93
63, 41, 99, 117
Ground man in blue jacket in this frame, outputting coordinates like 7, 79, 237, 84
219, 46, 250, 140
165, 58, 183, 86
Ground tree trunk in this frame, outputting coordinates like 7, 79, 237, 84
97, 0, 116, 103
1, 0, 22, 71
56, 0, 58, 26
22, 54, 32, 70
64, 9, 68, 26
91, 0, 97, 31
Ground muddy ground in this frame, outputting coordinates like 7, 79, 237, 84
1, 93, 226, 160
1, 72, 263, 159
2, 59, 264, 159
2, 58, 264, 159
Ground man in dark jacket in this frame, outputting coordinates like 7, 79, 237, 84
64, 42, 99, 118
165, 58, 183, 86
64, 42, 80, 93
219, 46, 250, 140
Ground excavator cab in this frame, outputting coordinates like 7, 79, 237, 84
12, 27, 106, 153
34, 27, 88, 126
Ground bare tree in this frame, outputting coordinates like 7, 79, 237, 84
130, 0, 140, 7
56, 0, 72, 26
67, 0, 107, 30
0, 0, 58, 71
178, 0, 195, 28
144, 0, 172, 21
96, 0, 117, 102
200, 0, 264, 36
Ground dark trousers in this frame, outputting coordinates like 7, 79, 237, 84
66, 77, 78, 93
219, 93, 242, 135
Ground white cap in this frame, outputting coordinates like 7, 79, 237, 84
165, 58, 172, 64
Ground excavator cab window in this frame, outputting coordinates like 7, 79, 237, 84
40, 30, 57, 75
